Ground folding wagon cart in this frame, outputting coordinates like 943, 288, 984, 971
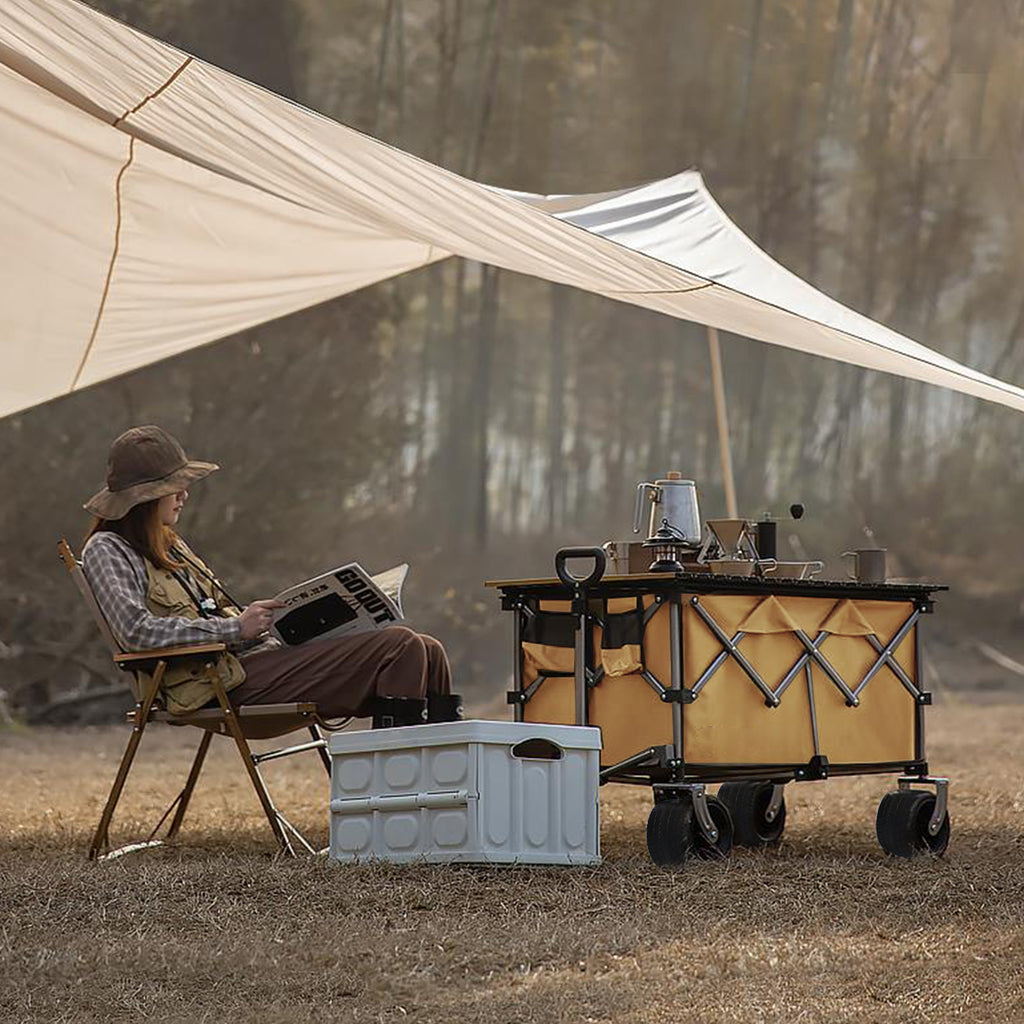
489, 548, 951, 866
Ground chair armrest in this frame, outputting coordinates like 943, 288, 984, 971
114, 643, 227, 664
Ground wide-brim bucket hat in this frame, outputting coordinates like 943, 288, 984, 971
84, 425, 218, 520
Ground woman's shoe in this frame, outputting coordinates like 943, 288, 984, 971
371, 696, 427, 728
426, 692, 464, 723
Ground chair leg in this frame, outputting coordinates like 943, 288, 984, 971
208, 669, 294, 856
89, 663, 165, 861
166, 730, 213, 840
309, 724, 332, 778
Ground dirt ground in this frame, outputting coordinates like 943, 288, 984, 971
2, 700, 1023, 1024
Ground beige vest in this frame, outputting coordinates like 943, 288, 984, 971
140, 539, 246, 713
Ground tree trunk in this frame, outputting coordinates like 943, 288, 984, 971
370, 0, 395, 136
546, 285, 568, 532
736, 0, 765, 159
472, 266, 500, 547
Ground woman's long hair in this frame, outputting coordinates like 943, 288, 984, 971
85, 498, 183, 571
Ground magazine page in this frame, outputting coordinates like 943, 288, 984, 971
369, 563, 409, 617
269, 562, 408, 646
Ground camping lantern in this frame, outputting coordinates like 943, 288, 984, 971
642, 519, 689, 572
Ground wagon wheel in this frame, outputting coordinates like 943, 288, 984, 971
717, 781, 786, 848
646, 799, 695, 867
693, 795, 734, 860
875, 790, 951, 858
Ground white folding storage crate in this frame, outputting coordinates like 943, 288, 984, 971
329, 720, 602, 865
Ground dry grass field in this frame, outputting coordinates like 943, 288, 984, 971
2, 700, 1023, 1024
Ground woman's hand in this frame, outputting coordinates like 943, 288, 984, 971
238, 599, 287, 640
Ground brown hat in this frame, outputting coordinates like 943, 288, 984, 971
84, 425, 218, 520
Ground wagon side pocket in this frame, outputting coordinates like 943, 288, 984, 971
600, 597, 644, 677
522, 604, 576, 678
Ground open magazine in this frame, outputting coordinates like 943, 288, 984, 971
269, 562, 408, 646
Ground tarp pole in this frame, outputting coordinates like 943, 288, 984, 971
706, 326, 738, 517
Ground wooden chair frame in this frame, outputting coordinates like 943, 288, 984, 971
58, 538, 340, 861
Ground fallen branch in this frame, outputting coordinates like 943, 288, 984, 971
9, 654, 110, 696
975, 641, 1024, 678
27, 685, 129, 723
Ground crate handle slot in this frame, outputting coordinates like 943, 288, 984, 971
511, 738, 564, 760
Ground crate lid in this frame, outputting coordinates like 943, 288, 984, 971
329, 719, 603, 755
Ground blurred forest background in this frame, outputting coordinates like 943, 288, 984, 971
3, 0, 1024, 723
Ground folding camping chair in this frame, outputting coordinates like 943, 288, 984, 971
58, 538, 340, 861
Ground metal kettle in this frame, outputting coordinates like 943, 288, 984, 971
633, 473, 702, 547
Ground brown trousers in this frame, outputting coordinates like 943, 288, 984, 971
229, 626, 452, 718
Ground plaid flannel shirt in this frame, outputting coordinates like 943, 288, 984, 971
82, 531, 253, 653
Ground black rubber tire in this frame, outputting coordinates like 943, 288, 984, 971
646, 800, 695, 867
693, 794, 734, 860
717, 781, 787, 847
876, 790, 951, 858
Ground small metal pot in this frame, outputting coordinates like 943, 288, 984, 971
633, 474, 702, 547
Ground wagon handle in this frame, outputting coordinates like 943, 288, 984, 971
554, 547, 607, 588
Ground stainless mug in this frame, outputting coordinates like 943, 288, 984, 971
842, 548, 887, 583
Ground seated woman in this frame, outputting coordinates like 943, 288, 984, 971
82, 425, 457, 726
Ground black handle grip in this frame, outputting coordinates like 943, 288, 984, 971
554, 547, 606, 588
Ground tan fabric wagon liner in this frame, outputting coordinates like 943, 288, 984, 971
521, 593, 918, 767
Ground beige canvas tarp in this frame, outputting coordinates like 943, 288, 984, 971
2, 0, 1024, 420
